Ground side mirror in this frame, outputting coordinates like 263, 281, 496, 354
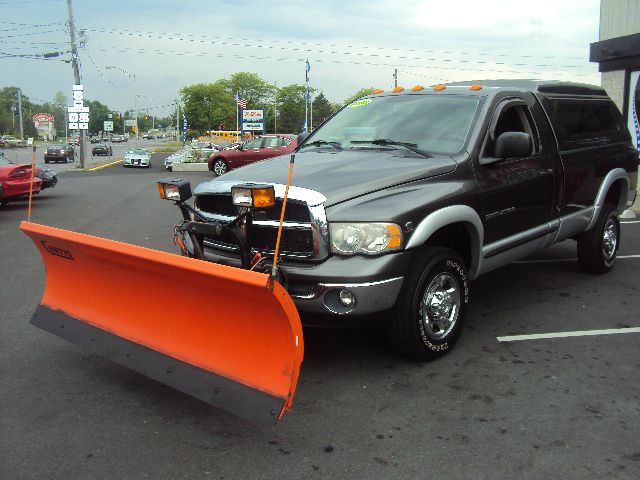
481, 132, 531, 165
296, 131, 310, 146
495, 132, 531, 158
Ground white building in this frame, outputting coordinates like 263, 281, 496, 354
590, 0, 640, 154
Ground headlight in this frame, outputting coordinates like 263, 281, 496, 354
330, 223, 402, 255
231, 183, 275, 208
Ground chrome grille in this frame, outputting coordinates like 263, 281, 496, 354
195, 192, 326, 259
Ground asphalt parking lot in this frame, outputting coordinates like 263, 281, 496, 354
1, 154, 639, 479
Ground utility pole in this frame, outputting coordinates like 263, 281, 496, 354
67, 0, 85, 169
393, 68, 398, 88
17, 90, 24, 140
273, 81, 277, 134
176, 100, 179, 141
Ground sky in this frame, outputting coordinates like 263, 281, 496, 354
1, 0, 602, 118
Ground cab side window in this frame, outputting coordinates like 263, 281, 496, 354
483, 103, 539, 158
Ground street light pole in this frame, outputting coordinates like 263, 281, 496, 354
134, 73, 138, 143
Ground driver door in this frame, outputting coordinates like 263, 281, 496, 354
475, 94, 556, 245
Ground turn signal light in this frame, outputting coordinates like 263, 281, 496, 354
386, 224, 402, 248
433, 84, 446, 91
392, 86, 404, 93
372, 89, 384, 94
412, 85, 425, 91
470, 84, 482, 91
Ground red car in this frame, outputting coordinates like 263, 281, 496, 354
0, 156, 42, 205
208, 134, 297, 176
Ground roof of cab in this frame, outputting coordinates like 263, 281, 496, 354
368, 80, 607, 99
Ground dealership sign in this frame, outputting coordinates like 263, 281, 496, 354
68, 84, 89, 130
32, 113, 54, 124
241, 109, 264, 132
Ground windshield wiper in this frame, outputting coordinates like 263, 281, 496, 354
300, 140, 343, 151
351, 139, 431, 157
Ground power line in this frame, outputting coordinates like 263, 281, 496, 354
84, 27, 593, 71
83, 26, 589, 63
85, 45, 597, 79
0, 28, 63, 39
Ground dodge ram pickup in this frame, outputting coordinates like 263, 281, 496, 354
174, 80, 638, 360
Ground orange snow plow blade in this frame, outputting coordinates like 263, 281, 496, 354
20, 221, 303, 425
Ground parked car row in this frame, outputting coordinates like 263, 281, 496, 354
163, 142, 220, 171
0, 135, 26, 148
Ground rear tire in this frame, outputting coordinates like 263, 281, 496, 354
387, 246, 469, 360
577, 203, 620, 274
212, 158, 228, 176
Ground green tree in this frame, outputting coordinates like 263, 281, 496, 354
311, 92, 334, 129
221, 72, 275, 109
180, 82, 234, 133
276, 84, 308, 134
85, 99, 112, 134
343, 88, 375, 105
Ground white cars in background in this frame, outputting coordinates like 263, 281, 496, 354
123, 148, 151, 168
164, 143, 219, 171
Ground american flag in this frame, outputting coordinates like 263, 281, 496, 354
236, 94, 248, 109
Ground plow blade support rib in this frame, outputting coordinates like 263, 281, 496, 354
21, 221, 303, 425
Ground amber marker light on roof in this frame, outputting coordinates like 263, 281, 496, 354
412, 85, 424, 91
372, 89, 384, 94
470, 84, 482, 91
433, 84, 446, 91
392, 86, 404, 93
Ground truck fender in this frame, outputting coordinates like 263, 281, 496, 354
405, 205, 484, 280
586, 168, 629, 231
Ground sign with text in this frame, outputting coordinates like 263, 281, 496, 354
242, 122, 264, 131
104, 121, 114, 132
242, 109, 264, 122
124, 119, 136, 127
68, 85, 89, 130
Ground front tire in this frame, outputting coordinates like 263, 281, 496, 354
577, 203, 620, 273
212, 158, 228, 176
387, 247, 469, 360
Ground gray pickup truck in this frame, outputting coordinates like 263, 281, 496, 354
172, 80, 638, 360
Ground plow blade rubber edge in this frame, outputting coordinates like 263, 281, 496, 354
21, 221, 303, 425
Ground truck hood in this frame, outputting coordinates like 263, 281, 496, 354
200, 150, 456, 206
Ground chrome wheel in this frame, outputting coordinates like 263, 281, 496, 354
602, 217, 618, 262
420, 272, 461, 340
213, 159, 227, 176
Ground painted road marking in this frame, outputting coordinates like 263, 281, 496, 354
497, 327, 640, 342
84, 159, 123, 171
621, 220, 640, 224
515, 254, 640, 264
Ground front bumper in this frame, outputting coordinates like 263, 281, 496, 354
195, 242, 410, 316
124, 157, 150, 167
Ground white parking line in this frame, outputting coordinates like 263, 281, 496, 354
621, 220, 640, 224
515, 254, 640, 264
497, 327, 640, 342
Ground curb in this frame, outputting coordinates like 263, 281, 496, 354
84, 158, 123, 171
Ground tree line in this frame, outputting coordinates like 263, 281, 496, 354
0, 75, 376, 140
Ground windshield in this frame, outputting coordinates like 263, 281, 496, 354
128, 149, 148, 155
303, 94, 479, 155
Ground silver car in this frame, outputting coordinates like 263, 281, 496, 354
123, 148, 151, 168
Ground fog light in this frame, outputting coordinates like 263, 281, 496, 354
339, 289, 356, 307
